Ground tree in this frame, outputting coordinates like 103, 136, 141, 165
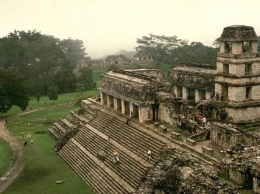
0, 30, 88, 96
47, 85, 58, 103
59, 38, 89, 66
53, 61, 77, 93
136, 34, 218, 69
77, 67, 95, 89
0, 67, 29, 113
75, 83, 86, 95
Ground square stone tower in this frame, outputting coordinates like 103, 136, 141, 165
215, 25, 260, 123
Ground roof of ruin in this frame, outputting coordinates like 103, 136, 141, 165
220, 25, 258, 42
105, 70, 157, 84
170, 62, 216, 76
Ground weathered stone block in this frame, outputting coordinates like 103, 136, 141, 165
186, 138, 196, 146
159, 125, 167, 133
202, 146, 214, 155
171, 132, 181, 139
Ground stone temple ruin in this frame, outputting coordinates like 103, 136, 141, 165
51, 25, 260, 194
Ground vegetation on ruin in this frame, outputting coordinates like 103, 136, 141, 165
0, 139, 13, 177
2, 98, 95, 194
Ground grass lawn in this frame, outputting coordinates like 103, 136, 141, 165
0, 139, 13, 177
0, 90, 99, 119
2, 103, 94, 194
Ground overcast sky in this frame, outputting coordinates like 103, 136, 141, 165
1, 0, 260, 58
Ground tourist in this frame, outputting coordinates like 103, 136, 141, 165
31, 139, 34, 144
108, 132, 111, 140
221, 92, 224, 101
126, 117, 130, 125
23, 140, 28, 147
216, 92, 219, 101
201, 116, 207, 127
112, 151, 119, 164
4, 119, 8, 125
20, 131, 24, 138
148, 150, 152, 161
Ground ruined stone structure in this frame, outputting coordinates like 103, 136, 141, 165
105, 55, 131, 66
99, 69, 172, 123
52, 25, 260, 194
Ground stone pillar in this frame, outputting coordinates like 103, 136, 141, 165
139, 105, 150, 123
195, 89, 200, 102
121, 99, 125, 114
100, 92, 104, 104
252, 41, 258, 53
129, 102, 134, 117
113, 97, 118, 110
206, 91, 211, 100
182, 87, 188, 100
106, 95, 111, 107
220, 42, 225, 53
253, 177, 260, 193
232, 42, 242, 54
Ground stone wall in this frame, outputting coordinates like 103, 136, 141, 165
227, 106, 260, 123
210, 123, 243, 148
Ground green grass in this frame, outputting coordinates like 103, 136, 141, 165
92, 68, 107, 88
0, 90, 99, 119
3, 104, 94, 194
0, 139, 13, 177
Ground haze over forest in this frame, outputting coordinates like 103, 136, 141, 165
1, 0, 260, 58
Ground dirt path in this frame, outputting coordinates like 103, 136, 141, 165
0, 121, 25, 193
0, 103, 69, 193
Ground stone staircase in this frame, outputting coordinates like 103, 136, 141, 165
88, 111, 166, 161
58, 140, 133, 194
55, 101, 167, 194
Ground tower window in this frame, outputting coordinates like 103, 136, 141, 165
223, 63, 229, 74
245, 63, 252, 75
224, 42, 232, 53
242, 41, 251, 53
246, 87, 252, 99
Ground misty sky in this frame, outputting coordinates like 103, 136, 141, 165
1, 0, 260, 58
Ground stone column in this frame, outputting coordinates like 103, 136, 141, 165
182, 87, 188, 100
121, 99, 125, 114
195, 89, 200, 102
100, 92, 104, 104
129, 102, 134, 117
106, 95, 111, 107
206, 91, 211, 100
113, 97, 118, 110
253, 177, 260, 194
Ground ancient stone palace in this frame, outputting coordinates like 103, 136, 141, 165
52, 25, 260, 194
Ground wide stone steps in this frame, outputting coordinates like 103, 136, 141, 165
89, 111, 165, 161
97, 111, 165, 150
53, 122, 66, 133
74, 126, 147, 189
58, 140, 132, 194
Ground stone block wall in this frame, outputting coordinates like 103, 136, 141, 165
230, 64, 245, 76
253, 62, 260, 74
158, 105, 174, 125
210, 123, 242, 148
228, 86, 245, 101
227, 106, 260, 123
229, 168, 244, 185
